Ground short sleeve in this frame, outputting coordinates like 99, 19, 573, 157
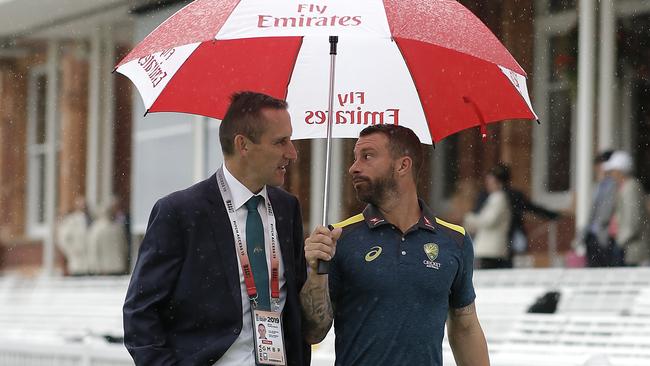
449, 233, 476, 308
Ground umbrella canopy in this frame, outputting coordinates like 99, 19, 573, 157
116, 0, 537, 145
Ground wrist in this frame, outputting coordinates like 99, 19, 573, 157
307, 268, 329, 282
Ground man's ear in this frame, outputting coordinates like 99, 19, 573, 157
234, 134, 249, 156
396, 156, 412, 178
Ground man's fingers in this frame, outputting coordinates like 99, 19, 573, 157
305, 242, 335, 257
308, 233, 335, 247
311, 225, 331, 236
304, 225, 340, 270
307, 249, 333, 262
331, 227, 342, 241
305, 249, 333, 270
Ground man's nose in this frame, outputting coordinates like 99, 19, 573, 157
349, 159, 360, 175
286, 141, 298, 160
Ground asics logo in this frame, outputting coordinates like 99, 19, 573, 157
365, 246, 382, 262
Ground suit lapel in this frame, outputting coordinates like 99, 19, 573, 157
204, 174, 242, 306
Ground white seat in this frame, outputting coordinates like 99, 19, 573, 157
0, 276, 129, 343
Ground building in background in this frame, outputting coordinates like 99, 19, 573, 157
0, 0, 648, 275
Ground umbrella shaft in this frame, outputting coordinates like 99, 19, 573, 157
322, 36, 338, 227
318, 36, 338, 276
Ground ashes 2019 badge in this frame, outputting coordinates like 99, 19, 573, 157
423, 243, 441, 269
252, 310, 286, 365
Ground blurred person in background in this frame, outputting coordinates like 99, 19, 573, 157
583, 150, 618, 267
87, 196, 129, 275
603, 151, 650, 266
473, 163, 559, 264
465, 165, 512, 269
57, 196, 93, 275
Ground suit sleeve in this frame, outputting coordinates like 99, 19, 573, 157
291, 196, 311, 366
123, 197, 185, 365
292, 196, 307, 288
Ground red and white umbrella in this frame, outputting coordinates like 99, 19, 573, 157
116, 0, 537, 146
117, 0, 537, 261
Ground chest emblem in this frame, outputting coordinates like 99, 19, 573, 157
423, 243, 441, 270
365, 246, 383, 262
423, 243, 439, 261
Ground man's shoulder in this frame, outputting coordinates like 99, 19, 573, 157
332, 213, 365, 230
267, 185, 298, 202
267, 186, 299, 217
435, 217, 465, 236
331, 213, 366, 242
158, 175, 216, 209
434, 217, 467, 248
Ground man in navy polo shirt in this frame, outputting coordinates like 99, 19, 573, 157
300, 125, 489, 366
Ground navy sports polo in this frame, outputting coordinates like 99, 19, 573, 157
329, 200, 476, 366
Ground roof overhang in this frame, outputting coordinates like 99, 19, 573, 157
0, 0, 133, 38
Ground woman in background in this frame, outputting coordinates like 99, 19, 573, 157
464, 165, 512, 269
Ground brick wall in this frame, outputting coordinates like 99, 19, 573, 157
0, 60, 27, 243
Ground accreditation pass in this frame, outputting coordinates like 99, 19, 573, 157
252, 309, 286, 365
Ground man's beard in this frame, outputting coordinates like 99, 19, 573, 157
353, 166, 398, 206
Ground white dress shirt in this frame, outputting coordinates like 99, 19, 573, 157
214, 165, 287, 366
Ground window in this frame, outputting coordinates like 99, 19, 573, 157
620, 13, 650, 191
546, 30, 577, 192
547, 89, 573, 191
532, 1, 577, 208
549, 0, 575, 13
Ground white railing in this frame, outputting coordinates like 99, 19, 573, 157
0, 275, 132, 366
2, 268, 650, 366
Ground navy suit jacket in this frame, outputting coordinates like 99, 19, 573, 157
123, 174, 310, 366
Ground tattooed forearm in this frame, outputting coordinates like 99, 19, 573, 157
300, 276, 334, 344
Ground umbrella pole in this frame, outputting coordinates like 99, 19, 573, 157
317, 35, 338, 275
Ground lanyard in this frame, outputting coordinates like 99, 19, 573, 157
217, 168, 281, 311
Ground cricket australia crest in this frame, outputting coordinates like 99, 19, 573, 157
423, 243, 441, 269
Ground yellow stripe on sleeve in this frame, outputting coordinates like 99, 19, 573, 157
435, 217, 466, 236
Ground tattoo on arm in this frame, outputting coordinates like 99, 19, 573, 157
300, 278, 334, 344
451, 302, 476, 317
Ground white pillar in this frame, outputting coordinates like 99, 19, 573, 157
598, 0, 616, 151
575, 0, 596, 233
86, 28, 102, 210
310, 139, 326, 231
101, 25, 115, 204
43, 41, 60, 277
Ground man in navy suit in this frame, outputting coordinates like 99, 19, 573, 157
123, 92, 310, 366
